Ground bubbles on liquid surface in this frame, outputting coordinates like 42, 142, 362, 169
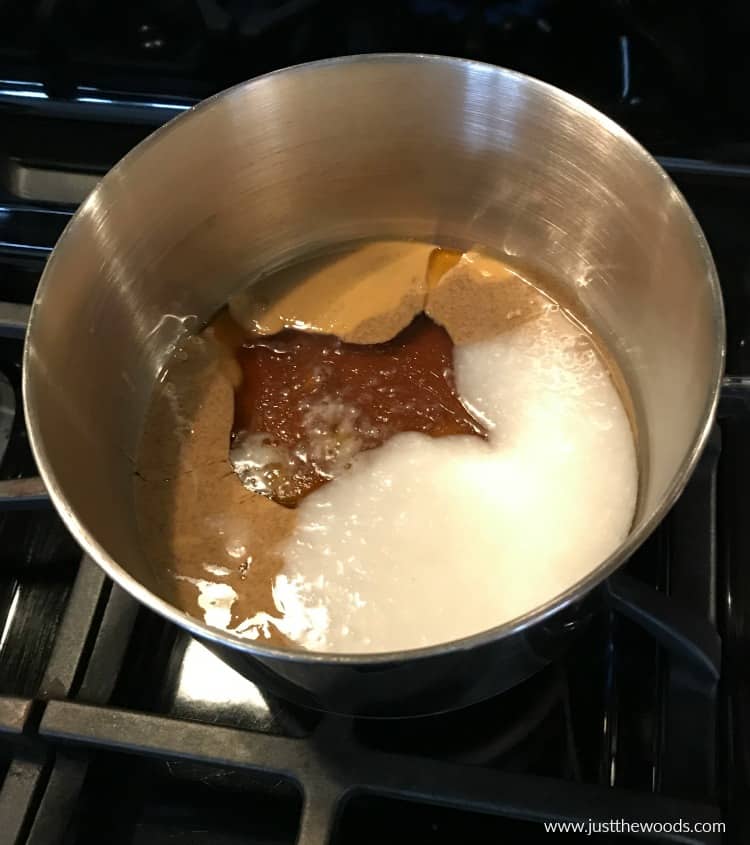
232, 308, 638, 652
228, 315, 485, 506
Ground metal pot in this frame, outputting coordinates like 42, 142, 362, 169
18, 55, 724, 716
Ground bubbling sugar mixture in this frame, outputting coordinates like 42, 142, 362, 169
259, 309, 637, 651
134, 240, 638, 654
228, 315, 486, 506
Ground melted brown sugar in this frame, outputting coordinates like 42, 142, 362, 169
134, 241, 637, 650
226, 313, 487, 506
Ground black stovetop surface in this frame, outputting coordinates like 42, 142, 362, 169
1, 2, 749, 843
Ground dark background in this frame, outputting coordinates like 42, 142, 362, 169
1, 0, 750, 159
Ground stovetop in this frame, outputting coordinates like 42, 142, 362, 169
1, 2, 749, 843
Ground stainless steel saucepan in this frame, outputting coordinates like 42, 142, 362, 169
11, 55, 724, 715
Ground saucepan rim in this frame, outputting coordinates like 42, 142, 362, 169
23, 52, 726, 666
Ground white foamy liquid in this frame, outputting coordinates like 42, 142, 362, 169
235, 308, 638, 653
